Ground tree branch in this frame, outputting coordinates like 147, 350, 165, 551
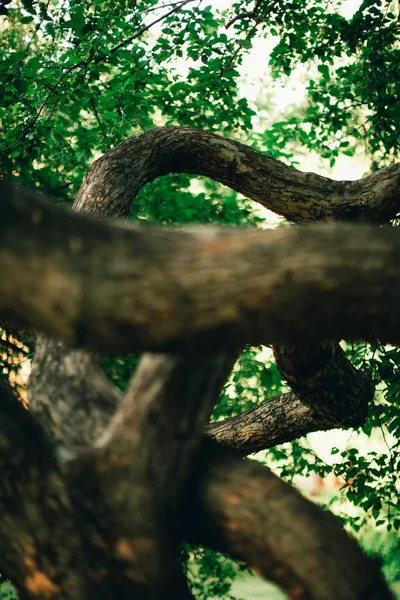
75, 353, 237, 598
273, 342, 374, 424
181, 438, 395, 600
206, 391, 333, 454
0, 377, 391, 599
226, 0, 263, 29
14, 122, 392, 598
74, 126, 400, 223
29, 337, 121, 456
207, 342, 374, 454
0, 383, 89, 598
2, 182, 400, 352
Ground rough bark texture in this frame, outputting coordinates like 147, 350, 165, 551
63, 353, 237, 600
0, 125, 397, 599
206, 391, 336, 454
29, 338, 121, 456
207, 343, 374, 453
0, 383, 390, 599
0, 385, 87, 599
74, 126, 400, 223
83, 353, 236, 599
272, 343, 374, 425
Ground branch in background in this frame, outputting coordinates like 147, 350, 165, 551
273, 343, 374, 424
226, 0, 263, 29
74, 127, 400, 223
208, 342, 374, 454
206, 391, 332, 454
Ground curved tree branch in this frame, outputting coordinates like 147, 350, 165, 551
273, 343, 374, 424
73, 125, 379, 457
181, 438, 395, 600
206, 391, 326, 454
207, 342, 374, 454
25, 123, 241, 599
74, 126, 400, 223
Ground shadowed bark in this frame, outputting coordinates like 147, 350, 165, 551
83, 353, 237, 598
0, 384, 88, 599
182, 438, 393, 600
207, 343, 374, 453
29, 337, 121, 455
273, 343, 374, 424
0, 379, 392, 599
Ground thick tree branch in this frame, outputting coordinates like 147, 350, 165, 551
25, 119, 239, 596
13, 121, 390, 599
75, 353, 237, 598
74, 126, 400, 223
273, 343, 374, 423
73, 125, 378, 457
181, 438, 395, 600
97, 353, 237, 503
0, 378, 391, 600
21, 122, 379, 457
2, 182, 400, 352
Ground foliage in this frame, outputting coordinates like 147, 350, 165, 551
1, 0, 400, 598
361, 527, 400, 584
212, 346, 285, 421
102, 353, 139, 392
0, 579, 17, 599
132, 174, 262, 226
183, 545, 249, 600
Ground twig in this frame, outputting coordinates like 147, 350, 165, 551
226, 0, 263, 29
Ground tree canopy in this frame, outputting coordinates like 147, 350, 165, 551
1, 0, 400, 599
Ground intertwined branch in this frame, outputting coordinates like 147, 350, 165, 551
0, 126, 398, 599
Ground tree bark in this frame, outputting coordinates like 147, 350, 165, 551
74, 126, 400, 224
78, 353, 237, 598
29, 337, 121, 455
182, 438, 394, 600
2, 182, 400, 351
0, 124, 396, 599
0, 384, 392, 600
